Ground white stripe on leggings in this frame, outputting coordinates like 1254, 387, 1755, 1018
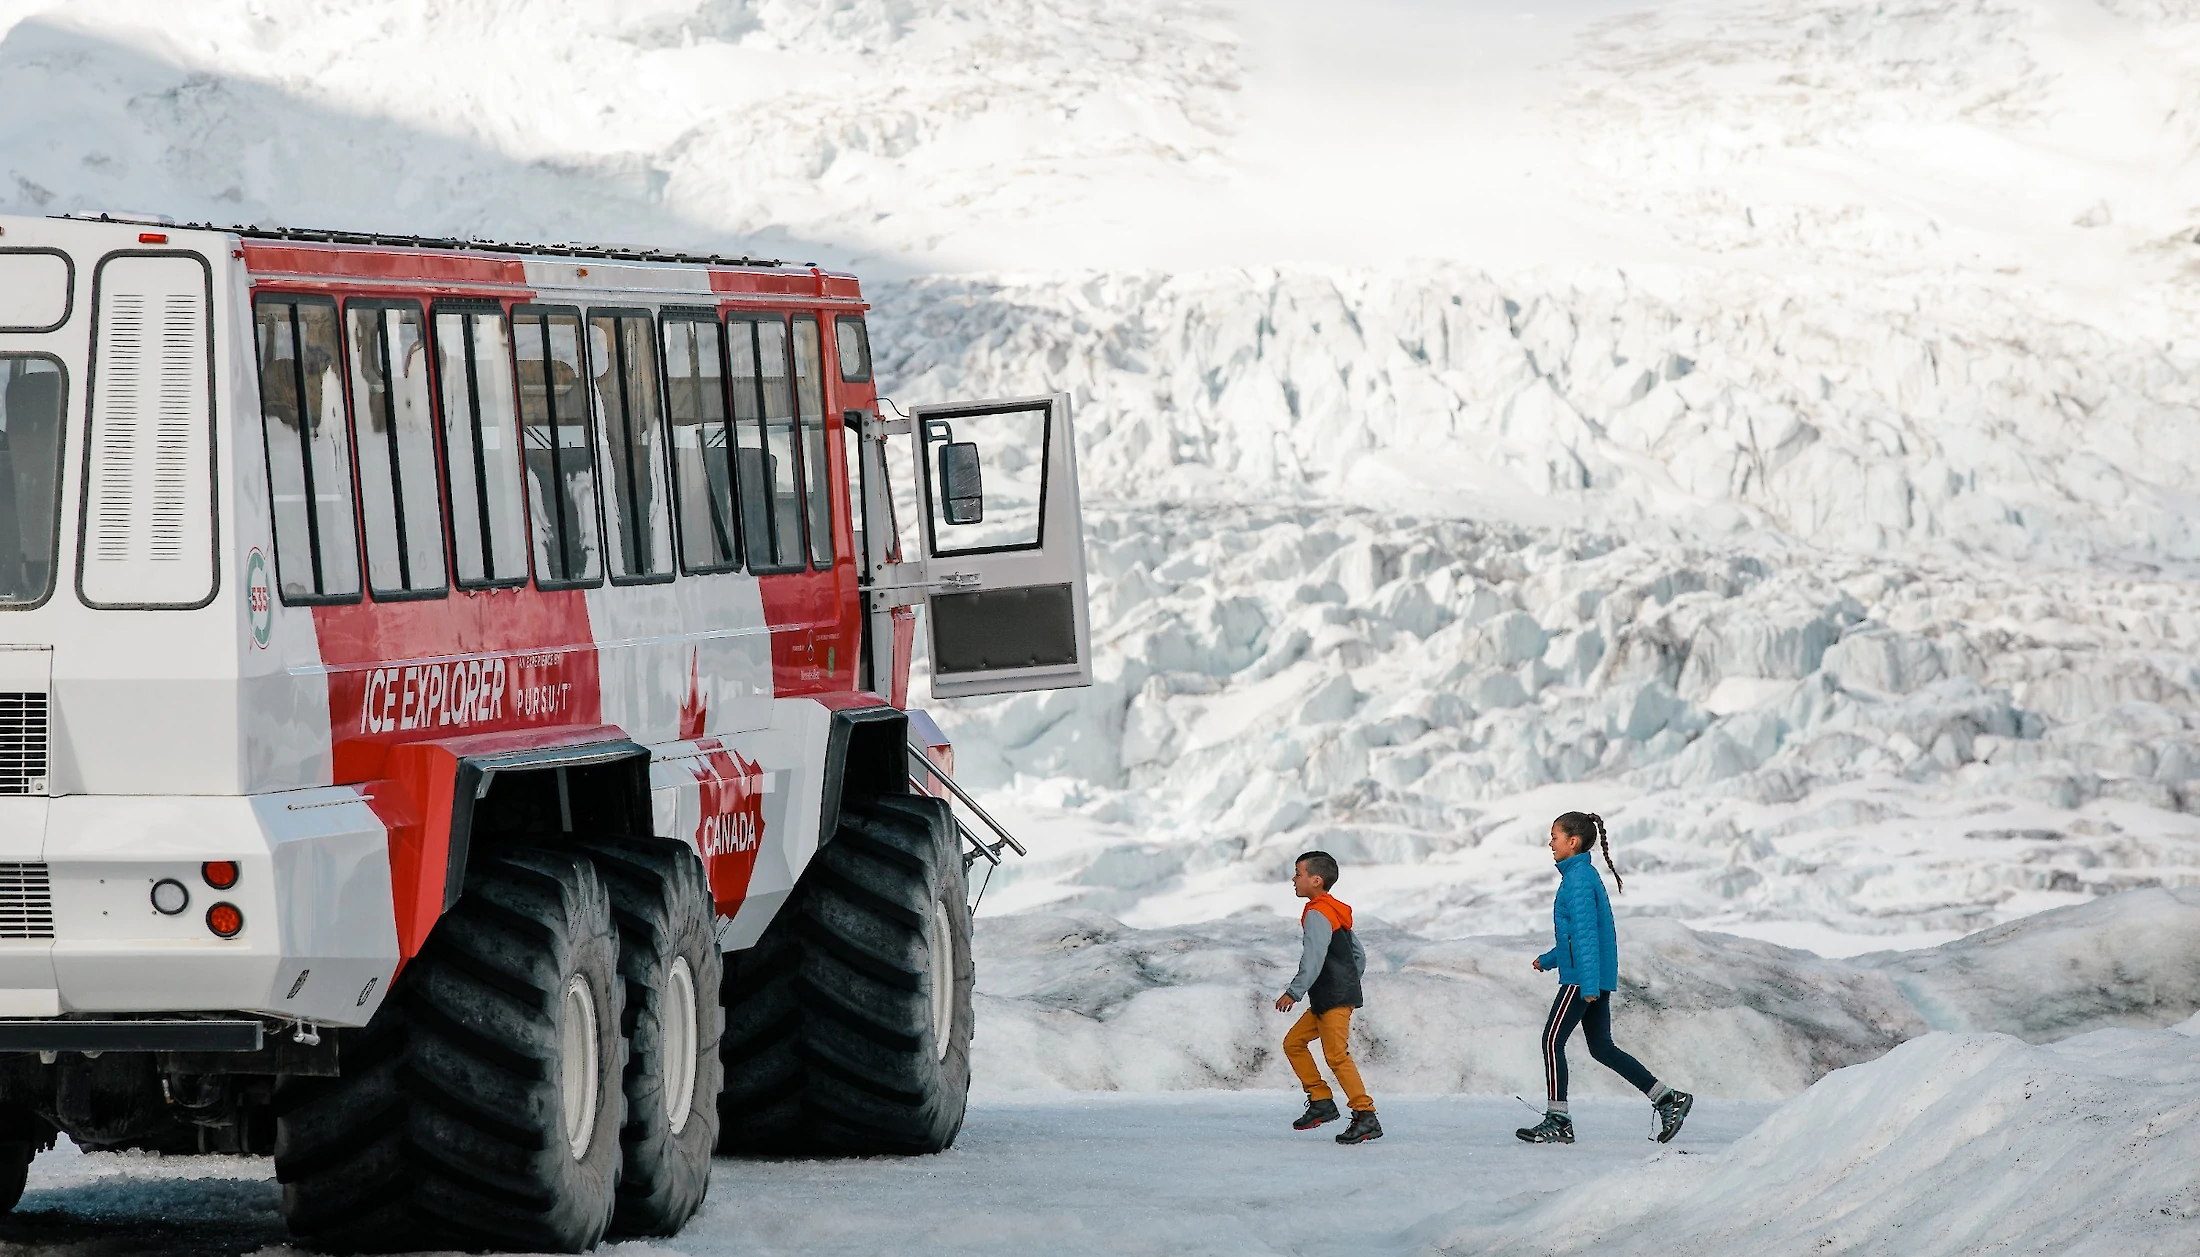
1543, 984, 1578, 1103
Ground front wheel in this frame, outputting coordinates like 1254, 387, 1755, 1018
718, 794, 974, 1154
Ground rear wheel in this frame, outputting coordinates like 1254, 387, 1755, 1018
273, 848, 626, 1253
717, 794, 973, 1154
0, 1140, 29, 1213
578, 834, 723, 1236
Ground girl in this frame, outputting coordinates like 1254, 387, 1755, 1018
1516, 811, 1693, 1144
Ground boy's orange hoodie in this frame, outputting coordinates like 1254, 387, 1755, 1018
1301, 893, 1353, 933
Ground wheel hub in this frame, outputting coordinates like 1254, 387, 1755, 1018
560, 973, 599, 1160
929, 898, 955, 1060
665, 956, 698, 1135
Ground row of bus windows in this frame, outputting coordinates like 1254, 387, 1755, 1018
252, 296, 873, 604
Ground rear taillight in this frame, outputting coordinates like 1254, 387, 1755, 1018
202, 861, 239, 890
206, 903, 243, 938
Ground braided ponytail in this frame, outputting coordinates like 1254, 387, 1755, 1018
1552, 810, 1623, 893
1591, 812, 1622, 893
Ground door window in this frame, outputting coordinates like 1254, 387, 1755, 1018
513, 307, 603, 586
792, 316, 835, 569
664, 315, 740, 573
253, 296, 361, 603
589, 311, 673, 582
434, 306, 530, 587
347, 301, 446, 597
834, 315, 872, 383
0, 356, 65, 605
726, 316, 805, 571
920, 403, 1049, 555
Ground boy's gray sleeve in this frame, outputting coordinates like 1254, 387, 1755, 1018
1286, 913, 1332, 1000
1351, 929, 1366, 977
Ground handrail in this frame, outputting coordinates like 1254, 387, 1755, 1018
907, 742, 1028, 858
909, 775, 1002, 866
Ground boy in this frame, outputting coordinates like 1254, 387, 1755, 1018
1274, 850, 1381, 1145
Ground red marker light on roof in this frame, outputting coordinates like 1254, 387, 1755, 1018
139, 232, 168, 244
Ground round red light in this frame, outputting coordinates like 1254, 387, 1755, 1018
202, 861, 239, 890
206, 903, 244, 938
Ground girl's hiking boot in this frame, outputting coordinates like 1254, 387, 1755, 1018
1335, 1110, 1383, 1145
1653, 1089, 1695, 1143
1515, 1112, 1574, 1144
1293, 1098, 1340, 1130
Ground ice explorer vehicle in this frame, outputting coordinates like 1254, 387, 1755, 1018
0, 212, 1090, 1250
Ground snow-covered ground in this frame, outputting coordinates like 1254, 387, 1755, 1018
1, 1094, 1777, 1257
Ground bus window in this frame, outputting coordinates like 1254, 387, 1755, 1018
513, 307, 603, 586
434, 306, 529, 587
663, 315, 738, 573
834, 315, 871, 383
589, 311, 673, 582
727, 316, 803, 571
792, 316, 834, 569
0, 355, 64, 606
253, 296, 361, 603
347, 301, 446, 597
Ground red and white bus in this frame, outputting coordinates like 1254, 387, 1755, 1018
0, 211, 1089, 1250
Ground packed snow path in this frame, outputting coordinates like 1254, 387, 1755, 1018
0, 1095, 1774, 1257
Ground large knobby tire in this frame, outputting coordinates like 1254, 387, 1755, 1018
718, 793, 974, 1155
273, 848, 626, 1253
577, 834, 723, 1236
0, 1140, 29, 1214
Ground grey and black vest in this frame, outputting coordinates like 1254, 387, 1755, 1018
1308, 925, 1362, 1012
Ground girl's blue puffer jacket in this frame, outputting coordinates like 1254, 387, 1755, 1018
1537, 852, 1619, 995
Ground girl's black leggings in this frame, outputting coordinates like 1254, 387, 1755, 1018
1543, 984, 1658, 1102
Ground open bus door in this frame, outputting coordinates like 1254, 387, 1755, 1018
853, 393, 1091, 701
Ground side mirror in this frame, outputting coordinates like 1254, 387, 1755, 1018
939, 441, 984, 524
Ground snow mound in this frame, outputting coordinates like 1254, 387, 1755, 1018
1427, 1023, 2200, 1257
971, 888, 2200, 1099
1867, 885, 2200, 1041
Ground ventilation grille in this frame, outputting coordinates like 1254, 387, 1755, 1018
82, 254, 213, 608
0, 864, 53, 939
0, 693, 45, 796
96, 293, 145, 563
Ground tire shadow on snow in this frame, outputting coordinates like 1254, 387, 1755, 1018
0, 1175, 285, 1257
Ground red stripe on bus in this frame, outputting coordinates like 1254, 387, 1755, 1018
243, 243, 529, 285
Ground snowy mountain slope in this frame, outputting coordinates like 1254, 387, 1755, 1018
1427, 1019, 2200, 1256
970, 888, 2200, 1098
5, 0, 2198, 287
0, 0, 1241, 271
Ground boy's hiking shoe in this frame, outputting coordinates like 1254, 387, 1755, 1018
1292, 1098, 1341, 1130
1335, 1110, 1382, 1145
1515, 1112, 1574, 1144
1653, 1089, 1695, 1143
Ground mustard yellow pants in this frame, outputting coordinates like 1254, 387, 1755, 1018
1283, 1006, 1373, 1113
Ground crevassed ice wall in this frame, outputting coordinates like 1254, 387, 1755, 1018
876, 270, 2200, 942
